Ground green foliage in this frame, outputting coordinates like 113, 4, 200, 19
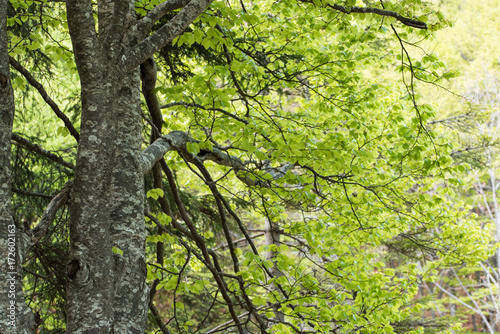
147, 188, 165, 200
146, 0, 489, 332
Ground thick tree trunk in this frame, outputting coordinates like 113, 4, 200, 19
65, 1, 148, 332
0, 1, 36, 333
66, 67, 148, 334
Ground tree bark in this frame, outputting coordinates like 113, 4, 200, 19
0, 0, 36, 332
65, 1, 148, 332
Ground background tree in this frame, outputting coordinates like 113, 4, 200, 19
0, 0, 36, 332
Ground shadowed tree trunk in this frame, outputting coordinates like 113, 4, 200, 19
0, 1, 36, 332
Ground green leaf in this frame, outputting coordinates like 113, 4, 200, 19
147, 188, 164, 200
112, 246, 123, 256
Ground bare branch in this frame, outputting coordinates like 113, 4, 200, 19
158, 160, 245, 333
141, 130, 294, 186
9, 57, 80, 142
28, 180, 72, 247
11, 133, 75, 170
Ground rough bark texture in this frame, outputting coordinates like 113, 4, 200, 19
0, 1, 36, 332
65, 0, 148, 332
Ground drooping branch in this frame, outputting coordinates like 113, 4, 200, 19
189, 158, 240, 272
27, 180, 72, 247
9, 57, 80, 142
158, 160, 246, 334
11, 133, 75, 170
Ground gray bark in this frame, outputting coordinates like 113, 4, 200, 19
122, 0, 213, 70
0, 0, 36, 332
65, 1, 148, 332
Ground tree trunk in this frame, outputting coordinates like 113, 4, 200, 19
65, 1, 148, 332
264, 218, 285, 327
0, 1, 36, 332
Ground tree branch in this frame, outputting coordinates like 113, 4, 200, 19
140, 130, 294, 186
12, 188, 54, 199
9, 57, 80, 142
161, 102, 248, 125
300, 1, 427, 29
149, 300, 171, 334
11, 133, 75, 170
213, 233, 265, 251
334, 4, 426, 29
121, 0, 213, 72
27, 180, 72, 247
132, 0, 191, 39
157, 160, 245, 334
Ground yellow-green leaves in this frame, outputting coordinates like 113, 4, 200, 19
146, 188, 164, 200
112, 246, 123, 256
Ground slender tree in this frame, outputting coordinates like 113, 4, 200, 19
0, 0, 36, 332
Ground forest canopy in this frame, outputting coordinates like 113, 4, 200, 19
0, 0, 493, 333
